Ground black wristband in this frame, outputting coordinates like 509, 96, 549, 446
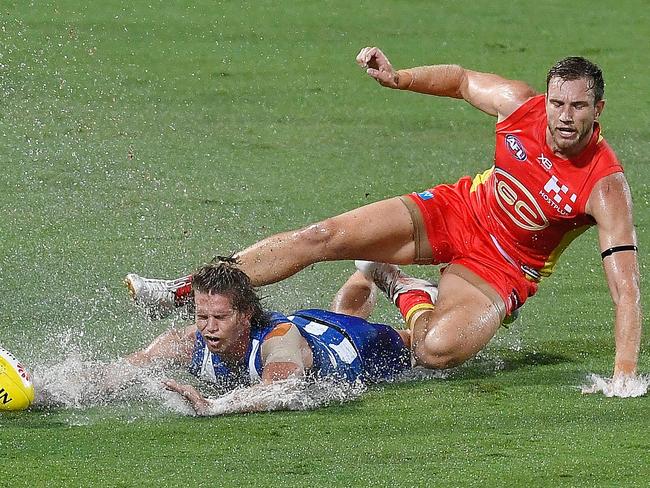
601, 245, 638, 260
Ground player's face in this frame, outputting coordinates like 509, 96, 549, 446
545, 76, 605, 158
194, 291, 252, 360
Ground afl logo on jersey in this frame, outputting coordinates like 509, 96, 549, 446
494, 168, 549, 231
505, 135, 528, 161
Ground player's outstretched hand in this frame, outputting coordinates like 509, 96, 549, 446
581, 373, 648, 398
164, 379, 211, 415
356, 47, 399, 88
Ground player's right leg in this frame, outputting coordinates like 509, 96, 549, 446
127, 197, 419, 317
354, 260, 439, 306
234, 196, 417, 286
125, 273, 194, 319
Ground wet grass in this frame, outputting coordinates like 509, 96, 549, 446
0, 1, 648, 486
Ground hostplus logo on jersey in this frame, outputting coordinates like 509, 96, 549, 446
539, 175, 577, 215
505, 134, 527, 161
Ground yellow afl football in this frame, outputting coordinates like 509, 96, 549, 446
0, 346, 35, 411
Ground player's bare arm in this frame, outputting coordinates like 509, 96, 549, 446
126, 324, 196, 367
356, 46, 537, 120
586, 172, 642, 377
259, 322, 314, 383
165, 376, 313, 417
165, 323, 315, 416
163, 380, 211, 415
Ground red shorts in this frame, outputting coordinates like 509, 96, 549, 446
403, 176, 538, 315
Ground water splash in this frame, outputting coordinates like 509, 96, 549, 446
32, 356, 161, 408
396, 366, 449, 382
581, 373, 649, 398
29, 355, 648, 420
198, 377, 366, 416
30, 355, 366, 417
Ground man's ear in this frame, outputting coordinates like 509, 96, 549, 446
595, 99, 605, 119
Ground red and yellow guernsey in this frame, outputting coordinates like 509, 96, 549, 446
468, 94, 622, 281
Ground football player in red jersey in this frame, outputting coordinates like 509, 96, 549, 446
128, 48, 642, 396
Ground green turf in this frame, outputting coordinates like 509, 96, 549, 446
0, 1, 648, 486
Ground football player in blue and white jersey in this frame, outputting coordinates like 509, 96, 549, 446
126, 260, 438, 415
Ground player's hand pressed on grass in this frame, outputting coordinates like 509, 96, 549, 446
581, 373, 648, 398
164, 379, 210, 415
356, 47, 398, 88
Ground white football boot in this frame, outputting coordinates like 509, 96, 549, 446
354, 260, 438, 304
355, 260, 521, 325
124, 273, 193, 320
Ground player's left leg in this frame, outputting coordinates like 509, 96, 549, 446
409, 270, 504, 368
329, 271, 377, 319
330, 270, 413, 348
358, 260, 502, 368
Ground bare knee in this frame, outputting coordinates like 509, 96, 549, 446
408, 277, 503, 370
295, 218, 347, 259
411, 325, 471, 370
412, 342, 467, 370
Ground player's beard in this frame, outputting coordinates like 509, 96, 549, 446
549, 122, 593, 157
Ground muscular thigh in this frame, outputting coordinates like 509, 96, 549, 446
411, 270, 504, 367
324, 197, 417, 264
237, 196, 417, 286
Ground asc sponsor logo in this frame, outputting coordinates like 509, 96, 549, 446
505, 134, 527, 161
494, 168, 548, 231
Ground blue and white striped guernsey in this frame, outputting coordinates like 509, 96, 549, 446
188, 309, 410, 385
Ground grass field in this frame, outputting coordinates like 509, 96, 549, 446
1, 1, 648, 486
